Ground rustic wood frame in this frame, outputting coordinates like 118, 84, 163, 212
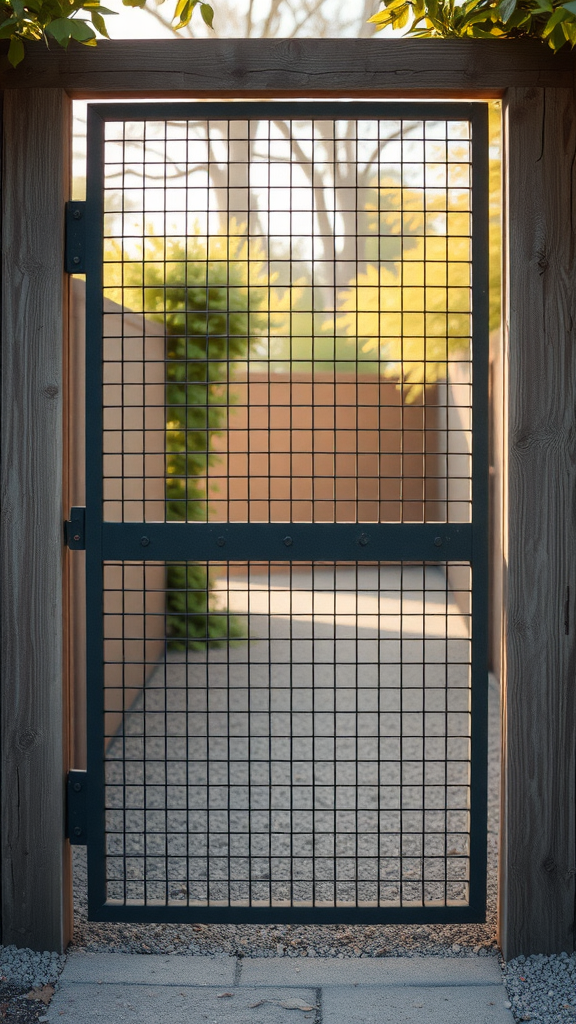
1, 38, 575, 958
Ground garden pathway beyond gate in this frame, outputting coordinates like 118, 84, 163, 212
78, 100, 489, 924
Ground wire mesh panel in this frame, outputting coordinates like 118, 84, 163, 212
84, 101, 489, 923
100, 109, 473, 526
103, 560, 472, 910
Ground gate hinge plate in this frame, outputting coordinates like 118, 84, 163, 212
66, 770, 87, 845
64, 507, 86, 550
65, 201, 86, 273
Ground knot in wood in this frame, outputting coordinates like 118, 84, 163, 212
18, 728, 38, 751
42, 384, 59, 399
19, 253, 44, 276
535, 248, 549, 275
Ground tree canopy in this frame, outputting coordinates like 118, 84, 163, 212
370, 0, 576, 51
0, 0, 213, 66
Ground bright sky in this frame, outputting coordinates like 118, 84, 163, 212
92, 0, 394, 39
99, 0, 178, 38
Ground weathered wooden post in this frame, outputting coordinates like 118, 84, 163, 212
499, 84, 576, 958
1, 88, 73, 952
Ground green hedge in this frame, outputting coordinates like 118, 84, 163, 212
128, 229, 272, 649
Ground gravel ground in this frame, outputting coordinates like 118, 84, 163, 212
502, 953, 576, 1024
70, 665, 576, 1022
71, 662, 499, 959
0, 948, 65, 1024
0, 949, 63, 990
1, 634, 573, 1022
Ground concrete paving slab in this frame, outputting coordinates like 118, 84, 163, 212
321, 983, 513, 1024
61, 951, 236, 985
239, 954, 504, 987
45, 983, 318, 1024
46, 953, 515, 1024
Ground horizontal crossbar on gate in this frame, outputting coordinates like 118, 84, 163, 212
87, 99, 486, 124
99, 522, 473, 562
89, 902, 486, 925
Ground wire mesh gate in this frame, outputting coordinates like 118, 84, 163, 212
82, 100, 489, 923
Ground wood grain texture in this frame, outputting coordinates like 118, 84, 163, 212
500, 86, 576, 957
1, 89, 72, 952
0, 38, 574, 97
489, 328, 503, 680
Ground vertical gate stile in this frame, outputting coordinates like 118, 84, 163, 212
85, 105, 107, 914
469, 104, 490, 919
81, 100, 489, 925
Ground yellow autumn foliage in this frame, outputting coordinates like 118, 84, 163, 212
334, 252, 472, 403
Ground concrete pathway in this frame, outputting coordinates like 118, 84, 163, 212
45, 952, 515, 1024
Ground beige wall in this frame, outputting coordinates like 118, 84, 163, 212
208, 372, 446, 524
441, 343, 502, 675
441, 362, 473, 625
69, 280, 166, 767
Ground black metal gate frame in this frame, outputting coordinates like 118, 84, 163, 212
84, 100, 489, 924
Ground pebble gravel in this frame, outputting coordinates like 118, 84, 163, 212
70, 669, 501, 961
0, 948, 65, 1024
503, 953, 576, 1024
0, 948, 64, 990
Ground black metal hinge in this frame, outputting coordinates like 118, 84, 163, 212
65, 201, 86, 273
66, 770, 87, 845
64, 507, 86, 550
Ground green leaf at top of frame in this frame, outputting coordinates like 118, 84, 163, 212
122, 0, 146, 8
369, 0, 409, 25
174, 0, 191, 19
0, 17, 19, 36
470, 23, 503, 34
17, 0, 42, 13
7, 34, 24, 65
549, 18, 568, 45
200, 3, 213, 26
542, 5, 569, 35
505, 9, 534, 26
90, 10, 109, 35
458, 9, 496, 25
173, 0, 197, 27
369, 9, 398, 26
562, 1, 576, 16
393, 2, 411, 27
498, 0, 517, 23
45, 16, 73, 43
461, 0, 488, 15
68, 17, 96, 39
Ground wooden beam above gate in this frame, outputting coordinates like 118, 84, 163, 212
0, 38, 574, 97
